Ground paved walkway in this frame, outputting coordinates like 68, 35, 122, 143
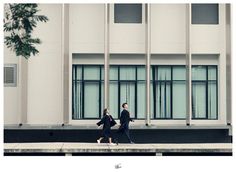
4, 143, 232, 155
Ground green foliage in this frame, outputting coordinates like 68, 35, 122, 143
4, 4, 48, 59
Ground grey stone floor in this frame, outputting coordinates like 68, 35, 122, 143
4, 142, 232, 154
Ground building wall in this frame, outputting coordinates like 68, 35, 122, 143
109, 4, 146, 53
4, 4, 230, 126
151, 4, 186, 54
4, 46, 20, 124
69, 4, 105, 53
27, 4, 63, 124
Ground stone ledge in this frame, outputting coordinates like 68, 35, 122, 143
4, 143, 232, 154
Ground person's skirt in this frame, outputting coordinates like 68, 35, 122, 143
101, 128, 112, 138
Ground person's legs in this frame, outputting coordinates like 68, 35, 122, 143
124, 128, 132, 143
97, 137, 103, 144
111, 130, 119, 145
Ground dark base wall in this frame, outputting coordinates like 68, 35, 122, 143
4, 129, 232, 143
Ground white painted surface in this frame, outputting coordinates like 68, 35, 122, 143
4, 45, 20, 124
69, 4, 105, 53
109, 4, 145, 53
27, 4, 63, 124
151, 4, 186, 53
4, 4, 229, 126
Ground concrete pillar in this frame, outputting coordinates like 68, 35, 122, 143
186, 4, 192, 126
18, 57, 28, 125
104, 4, 110, 109
62, 4, 70, 125
145, 4, 151, 126
225, 4, 231, 125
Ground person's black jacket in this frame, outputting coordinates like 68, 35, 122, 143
97, 114, 116, 130
120, 109, 133, 126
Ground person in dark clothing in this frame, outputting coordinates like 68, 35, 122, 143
116, 103, 135, 144
96, 108, 117, 145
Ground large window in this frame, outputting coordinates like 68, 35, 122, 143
151, 66, 186, 119
192, 66, 218, 119
192, 4, 219, 24
114, 4, 142, 23
109, 66, 146, 119
72, 65, 217, 120
151, 65, 218, 119
72, 65, 104, 119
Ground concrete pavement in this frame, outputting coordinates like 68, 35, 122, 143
4, 142, 232, 155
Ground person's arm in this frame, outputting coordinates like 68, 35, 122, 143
96, 116, 105, 126
120, 111, 125, 124
128, 111, 134, 122
110, 115, 117, 127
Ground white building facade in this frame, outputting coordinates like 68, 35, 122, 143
4, 4, 232, 130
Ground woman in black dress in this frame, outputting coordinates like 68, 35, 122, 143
96, 108, 116, 145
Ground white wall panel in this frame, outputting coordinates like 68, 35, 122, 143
69, 4, 104, 53
151, 4, 186, 53
27, 4, 63, 124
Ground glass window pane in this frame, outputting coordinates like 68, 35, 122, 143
150, 83, 154, 119
137, 66, 145, 80
156, 82, 171, 118
137, 82, 146, 118
73, 82, 82, 119
114, 4, 142, 23
208, 82, 217, 119
120, 66, 136, 80
173, 81, 186, 118
192, 4, 219, 24
76, 66, 82, 80
109, 66, 118, 80
72, 66, 75, 81
150, 67, 153, 81
157, 66, 171, 80
84, 82, 100, 118
120, 83, 135, 118
192, 66, 206, 80
173, 66, 186, 80
192, 82, 206, 118
101, 66, 104, 81
208, 66, 217, 80
84, 66, 100, 80
109, 82, 118, 119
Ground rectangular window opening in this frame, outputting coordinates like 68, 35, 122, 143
114, 4, 142, 23
192, 4, 219, 24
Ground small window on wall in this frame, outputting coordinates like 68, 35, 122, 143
4, 64, 17, 87
192, 4, 219, 24
114, 4, 142, 23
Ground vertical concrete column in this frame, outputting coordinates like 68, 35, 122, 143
104, 4, 110, 109
62, 4, 70, 125
145, 4, 151, 126
225, 4, 231, 125
186, 4, 192, 126
18, 57, 28, 125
